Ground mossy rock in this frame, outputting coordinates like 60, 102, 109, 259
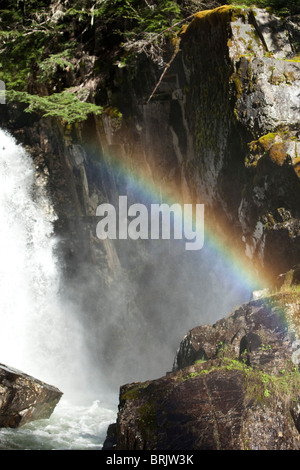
181, 5, 245, 38
269, 142, 288, 166
258, 133, 277, 151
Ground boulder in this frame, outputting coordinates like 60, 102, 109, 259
0, 364, 62, 428
172, 294, 297, 374
104, 291, 300, 450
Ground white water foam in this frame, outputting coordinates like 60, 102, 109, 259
0, 398, 116, 450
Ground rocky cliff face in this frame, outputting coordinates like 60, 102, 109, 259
181, 7, 300, 278
0, 1, 300, 446
9, 3, 297, 286
91, 4, 300, 282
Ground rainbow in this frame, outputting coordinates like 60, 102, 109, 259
95, 142, 272, 296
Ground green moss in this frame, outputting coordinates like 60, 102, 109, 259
182, 4, 247, 37
138, 401, 158, 440
257, 132, 277, 151
182, 369, 209, 380
180, 354, 300, 405
285, 56, 300, 63
120, 385, 144, 402
193, 5, 234, 23
194, 358, 207, 364
232, 73, 243, 98
247, 130, 299, 170
246, 133, 275, 168
120, 382, 162, 441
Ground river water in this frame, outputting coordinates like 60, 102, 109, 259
0, 397, 117, 450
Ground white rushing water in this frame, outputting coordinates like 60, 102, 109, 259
0, 129, 116, 450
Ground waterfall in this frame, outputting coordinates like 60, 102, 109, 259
0, 128, 91, 399
0, 127, 117, 450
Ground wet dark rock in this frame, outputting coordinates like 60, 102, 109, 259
0, 364, 62, 428
102, 423, 117, 450
173, 293, 297, 374
104, 290, 300, 450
